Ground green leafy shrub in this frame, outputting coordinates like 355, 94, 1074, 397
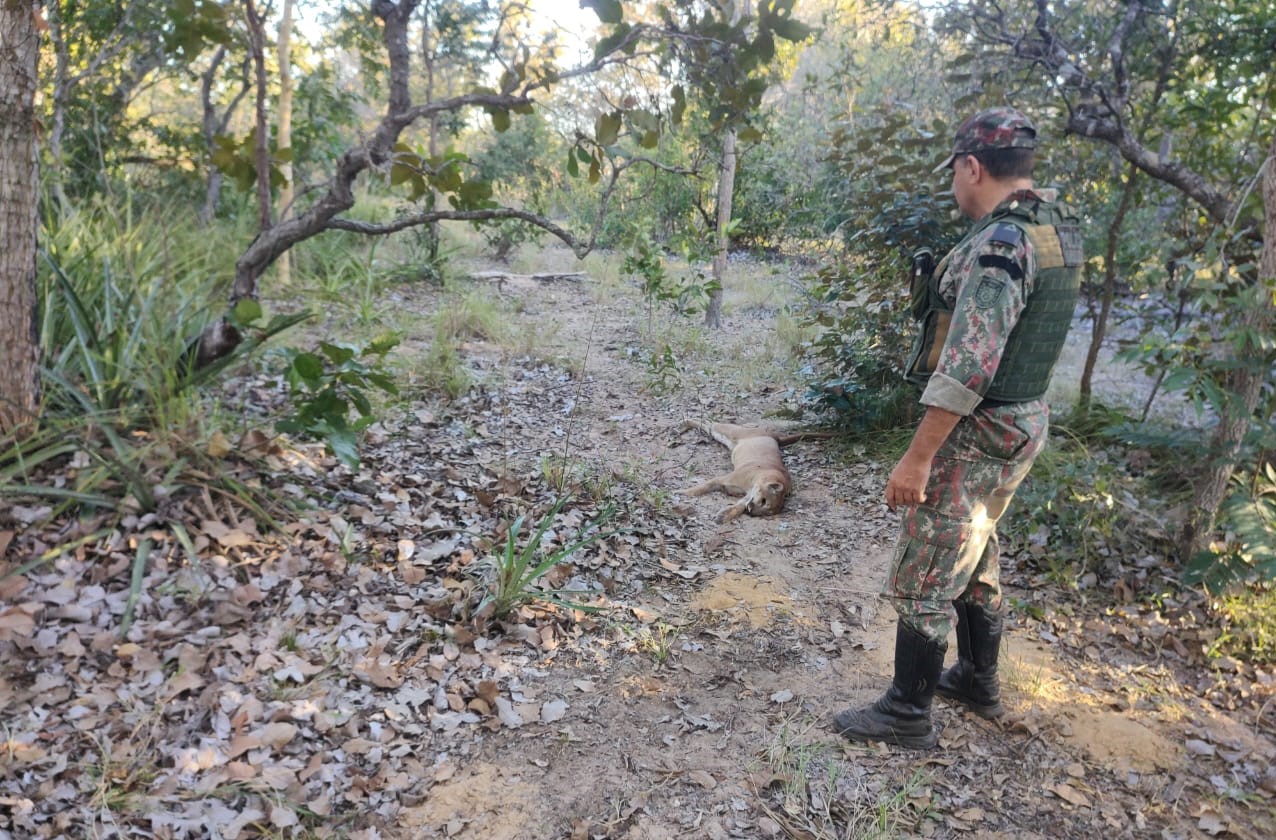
480, 218, 544, 262
1003, 438, 1129, 581
1185, 465, 1276, 591
800, 105, 967, 431
3, 200, 303, 576
273, 335, 401, 468
1207, 583, 1276, 666
800, 259, 919, 431
623, 232, 720, 335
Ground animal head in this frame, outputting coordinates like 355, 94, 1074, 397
745, 481, 788, 516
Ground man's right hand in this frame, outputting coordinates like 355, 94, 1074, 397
885, 455, 931, 510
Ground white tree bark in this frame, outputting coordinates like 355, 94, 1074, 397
706, 128, 736, 329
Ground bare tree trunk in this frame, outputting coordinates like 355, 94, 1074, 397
1179, 139, 1276, 560
198, 47, 251, 226
199, 46, 229, 226
421, 2, 442, 266
226, 0, 424, 304
706, 128, 735, 329
244, 0, 272, 232
0, 0, 42, 434
276, 0, 295, 285
1079, 162, 1139, 412
47, 5, 72, 213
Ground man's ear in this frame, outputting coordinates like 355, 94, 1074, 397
964, 154, 983, 182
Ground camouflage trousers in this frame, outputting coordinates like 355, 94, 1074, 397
883, 401, 1049, 642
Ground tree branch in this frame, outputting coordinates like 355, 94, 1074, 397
1065, 114, 1233, 226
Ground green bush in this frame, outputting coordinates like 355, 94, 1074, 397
2, 199, 303, 571
477, 497, 615, 621
273, 335, 401, 469
800, 259, 919, 431
1185, 464, 1276, 591
1208, 583, 1276, 666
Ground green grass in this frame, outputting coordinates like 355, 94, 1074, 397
476, 496, 615, 621
1208, 584, 1276, 665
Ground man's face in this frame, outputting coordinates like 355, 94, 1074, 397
950, 154, 977, 219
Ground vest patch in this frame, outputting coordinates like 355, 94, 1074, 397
988, 222, 1024, 248
974, 277, 1006, 309
978, 252, 1025, 280
1026, 225, 1065, 270
1057, 223, 1084, 266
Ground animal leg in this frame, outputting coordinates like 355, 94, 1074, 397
717, 486, 757, 522
680, 476, 735, 497
681, 418, 712, 437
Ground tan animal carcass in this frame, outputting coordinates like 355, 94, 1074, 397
679, 419, 827, 522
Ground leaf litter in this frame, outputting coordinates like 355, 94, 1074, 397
2, 256, 1274, 839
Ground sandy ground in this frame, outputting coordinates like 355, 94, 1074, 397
380, 257, 1273, 840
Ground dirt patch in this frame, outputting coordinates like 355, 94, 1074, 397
401, 764, 545, 838
690, 572, 802, 629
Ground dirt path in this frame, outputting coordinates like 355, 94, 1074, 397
387, 262, 1273, 839
4, 254, 1272, 840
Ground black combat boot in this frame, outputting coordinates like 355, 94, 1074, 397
936, 599, 1005, 719
832, 622, 946, 749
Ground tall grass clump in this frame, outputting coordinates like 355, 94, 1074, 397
2, 198, 305, 559
476, 496, 615, 621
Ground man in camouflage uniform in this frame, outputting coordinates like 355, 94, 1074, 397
833, 107, 1084, 749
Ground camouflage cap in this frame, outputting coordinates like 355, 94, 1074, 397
934, 107, 1037, 173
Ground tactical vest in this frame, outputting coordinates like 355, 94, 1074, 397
906, 196, 1083, 402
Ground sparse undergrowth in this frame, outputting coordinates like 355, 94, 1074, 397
4, 241, 1274, 840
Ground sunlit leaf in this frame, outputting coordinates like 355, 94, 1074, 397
596, 111, 621, 147
581, 0, 623, 25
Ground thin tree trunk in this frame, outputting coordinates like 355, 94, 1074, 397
244, 0, 272, 233
0, 0, 42, 434
199, 46, 229, 226
421, 2, 441, 265
276, 0, 295, 285
1079, 162, 1140, 413
1179, 139, 1276, 560
199, 47, 251, 226
47, 6, 72, 212
706, 128, 735, 329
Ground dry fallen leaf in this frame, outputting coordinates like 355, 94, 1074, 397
494, 697, 523, 728
228, 722, 298, 758
1196, 805, 1228, 836
0, 604, 38, 638
1185, 738, 1216, 757
208, 431, 232, 458
541, 699, 568, 723
353, 652, 405, 688
341, 738, 379, 755
1048, 783, 1091, 808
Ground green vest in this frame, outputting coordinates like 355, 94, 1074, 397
907, 196, 1083, 402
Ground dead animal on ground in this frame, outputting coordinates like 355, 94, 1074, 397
679, 419, 829, 523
